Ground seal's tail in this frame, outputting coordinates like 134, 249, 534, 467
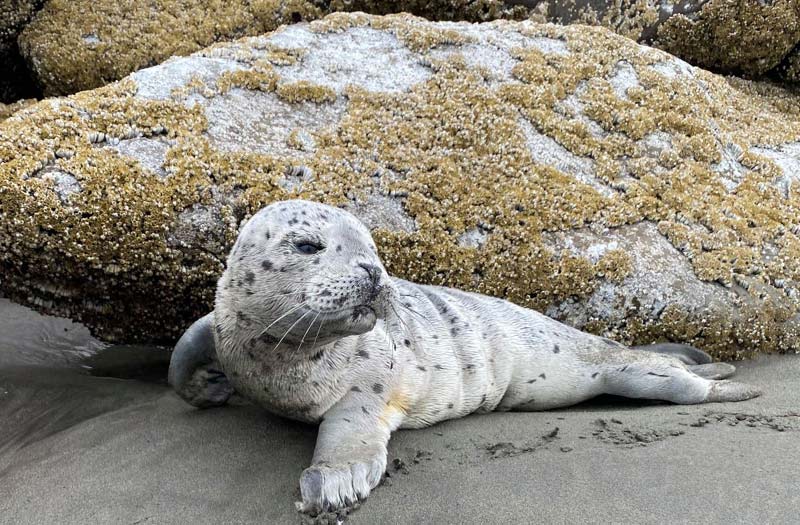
633, 342, 712, 366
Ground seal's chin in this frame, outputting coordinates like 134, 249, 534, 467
321, 304, 377, 336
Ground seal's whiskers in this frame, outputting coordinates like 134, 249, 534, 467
310, 319, 325, 355
257, 301, 308, 337
297, 312, 321, 352
270, 310, 312, 353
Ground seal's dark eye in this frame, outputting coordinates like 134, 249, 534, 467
295, 242, 322, 255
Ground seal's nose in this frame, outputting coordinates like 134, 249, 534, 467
358, 263, 381, 291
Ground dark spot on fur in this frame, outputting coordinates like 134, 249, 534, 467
302, 220, 310, 226
620, 365, 629, 372
361, 406, 369, 415
553, 344, 560, 353
527, 379, 537, 384
357, 349, 370, 359
264, 230, 270, 239
336, 245, 342, 252
312, 257, 320, 264
481, 394, 487, 404
591, 372, 599, 378
434, 364, 444, 370
312, 381, 319, 387
343, 418, 351, 423
417, 365, 427, 372
447, 403, 454, 409
279, 266, 286, 272
539, 373, 546, 379
647, 372, 670, 377
464, 364, 475, 370
351, 386, 362, 392
261, 259, 273, 270
432, 334, 438, 340
311, 351, 324, 361
404, 339, 411, 347
451, 327, 459, 336
259, 332, 279, 344
372, 383, 384, 394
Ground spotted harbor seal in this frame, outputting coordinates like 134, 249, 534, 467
168, 199, 760, 515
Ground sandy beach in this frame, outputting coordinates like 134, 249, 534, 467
1, 298, 798, 524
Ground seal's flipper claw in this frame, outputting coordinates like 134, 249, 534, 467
168, 312, 234, 408
689, 362, 736, 380
633, 342, 712, 366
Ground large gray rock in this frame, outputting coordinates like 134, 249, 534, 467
16, 0, 800, 97
3, 13, 800, 359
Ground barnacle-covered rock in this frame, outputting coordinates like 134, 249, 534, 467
17, 0, 800, 97
17, 0, 320, 97
651, 0, 800, 77
0, 98, 36, 121
534, 0, 800, 77
777, 43, 800, 83
4, 14, 800, 359
0, 0, 44, 101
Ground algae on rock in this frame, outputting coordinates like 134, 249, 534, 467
17, 0, 800, 97
4, 14, 800, 360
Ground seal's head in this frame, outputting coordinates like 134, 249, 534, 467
215, 200, 394, 351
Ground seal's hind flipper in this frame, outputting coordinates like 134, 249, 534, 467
689, 362, 736, 380
168, 312, 234, 408
706, 380, 762, 402
633, 342, 712, 366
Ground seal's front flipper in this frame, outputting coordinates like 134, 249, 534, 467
168, 312, 234, 408
633, 342, 712, 366
296, 383, 394, 515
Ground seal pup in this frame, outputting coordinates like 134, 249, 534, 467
169, 199, 760, 515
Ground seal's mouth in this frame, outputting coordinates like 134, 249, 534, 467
306, 304, 375, 320
351, 305, 375, 320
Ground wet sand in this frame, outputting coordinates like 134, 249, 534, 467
1, 298, 799, 524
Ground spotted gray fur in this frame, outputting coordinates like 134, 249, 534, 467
168, 199, 761, 516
